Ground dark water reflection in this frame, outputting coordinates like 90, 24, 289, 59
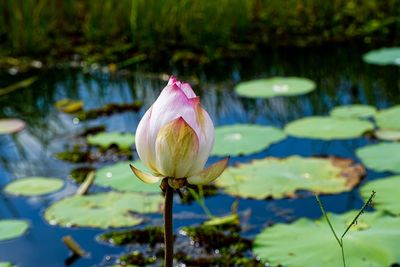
0, 45, 399, 266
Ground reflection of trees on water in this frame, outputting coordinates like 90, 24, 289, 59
0, 45, 399, 177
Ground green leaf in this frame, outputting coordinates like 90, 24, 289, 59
0, 118, 25, 134
375, 105, 400, 131
330, 105, 377, 119
363, 47, 400, 65
361, 175, 400, 215
215, 156, 364, 199
356, 143, 400, 173
87, 132, 135, 150
234, 77, 315, 98
0, 262, 14, 267
212, 124, 286, 156
0, 76, 37, 97
0, 219, 29, 241
253, 211, 400, 267
4, 177, 64, 196
95, 161, 160, 193
44, 192, 162, 229
285, 116, 374, 140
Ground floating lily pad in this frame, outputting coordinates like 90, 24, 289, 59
234, 77, 316, 98
330, 105, 377, 119
0, 219, 29, 241
212, 125, 286, 156
356, 143, 400, 173
87, 132, 135, 150
4, 177, 64, 196
374, 129, 400, 141
375, 105, 400, 131
285, 116, 374, 140
363, 47, 400, 65
0, 119, 25, 134
253, 211, 400, 267
0, 262, 13, 267
361, 175, 400, 215
95, 161, 160, 193
215, 156, 364, 199
44, 192, 162, 229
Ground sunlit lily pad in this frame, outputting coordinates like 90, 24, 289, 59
374, 129, 400, 141
361, 175, 400, 215
0, 119, 25, 134
234, 77, 315, 98
363, 47, 400, 65
285, 116, 374, 140
87, 132, 135, 150
0, 219, 29, 241
0, 262, 13, 267
44, 192, 162, 229
375, 105, 400, 131
212, 124, 286, 156
95, 161, 160, 193
356, 143, 400, 173
4, 177, 64, 196
253, 211, 400, 267
330, 105, 377, 119
215, 156, 364, 199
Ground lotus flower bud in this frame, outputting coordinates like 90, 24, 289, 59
130, 76, 228, 187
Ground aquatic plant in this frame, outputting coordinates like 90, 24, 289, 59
130, 76, 228, 267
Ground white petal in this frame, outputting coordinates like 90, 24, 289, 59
187, 158, 228, 185
129, 164, 162, 184
155, 117, 199, 178
135, 106, 158, 172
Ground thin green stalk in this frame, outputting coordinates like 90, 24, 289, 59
315, 191, 376, 267
163, 179, 174, 267
187, 186, 214, 219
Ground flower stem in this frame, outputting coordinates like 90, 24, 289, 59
163, 179, 174, 267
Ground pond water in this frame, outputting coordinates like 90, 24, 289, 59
0, 45, 399, 267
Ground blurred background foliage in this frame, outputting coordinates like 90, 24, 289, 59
0, 0, 399, 61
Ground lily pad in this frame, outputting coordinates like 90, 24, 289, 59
253, 211, 400, 267
330, 105, 377, 119
234, 77, 315, 98
0, 263, 13, 267
44, 192, 162, 229
0, 219, 29, 241
4, 177, 64, 196
285, 116, 374, 140
363, 47, 400, 65
215, 156, 364, 199
375, 105, 400, 131
0, 119, 25, 134
212, 124, 286, 156
374, 129, 400, 141
87, 132, 135, 150
356, 143, 400, 173
361, 175, 400, 215
95, 161, 160, 193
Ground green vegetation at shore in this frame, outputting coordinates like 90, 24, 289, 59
1, 0, 399, 66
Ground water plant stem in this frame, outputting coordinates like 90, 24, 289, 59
163, 179, 174, 267
315, 191, 375, 267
